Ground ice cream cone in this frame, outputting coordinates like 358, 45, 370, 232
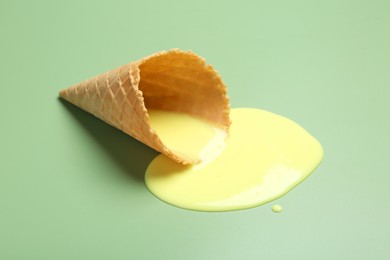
59, 49, 230, 165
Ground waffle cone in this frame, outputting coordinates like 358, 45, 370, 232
59, 49, 230, 165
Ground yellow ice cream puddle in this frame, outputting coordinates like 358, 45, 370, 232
146, 108, 323, 212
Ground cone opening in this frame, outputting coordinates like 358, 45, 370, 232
137, 50, 230, 130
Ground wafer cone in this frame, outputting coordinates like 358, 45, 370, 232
59, 49, 230, 165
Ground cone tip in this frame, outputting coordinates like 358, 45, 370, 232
58, 89, 67, 98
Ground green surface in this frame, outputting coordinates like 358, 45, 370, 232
1, 0, 389, 259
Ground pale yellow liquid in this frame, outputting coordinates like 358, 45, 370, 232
148, 110, 227, 163
272, 204, 283, 213
146, 108, 323, 212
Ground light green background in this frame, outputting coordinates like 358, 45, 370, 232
1, 0, 389, 259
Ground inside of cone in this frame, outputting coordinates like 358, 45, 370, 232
138, 50, 229, 129
138, 50, 230, 163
